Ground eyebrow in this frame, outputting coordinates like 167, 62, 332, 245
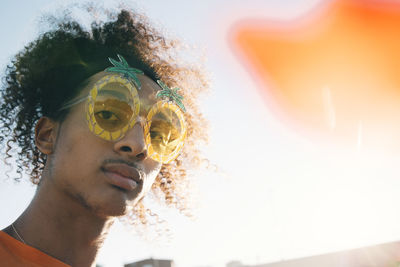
99, 89, 129, 100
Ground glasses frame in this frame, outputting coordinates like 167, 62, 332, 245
59, 74, 187, 164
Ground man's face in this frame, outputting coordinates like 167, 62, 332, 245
47, 72, 163, 217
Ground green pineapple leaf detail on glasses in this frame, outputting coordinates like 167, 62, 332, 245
105, 54, 144, 89
156, 80, 186, 112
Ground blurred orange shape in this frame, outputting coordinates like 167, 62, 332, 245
232, 0, 400, 150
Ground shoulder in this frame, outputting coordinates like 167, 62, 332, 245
0, 229, 71, 267
0, 229, 28, 266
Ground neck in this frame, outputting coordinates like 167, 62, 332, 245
11, 173, 115, 267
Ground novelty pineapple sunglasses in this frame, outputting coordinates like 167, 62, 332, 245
60, 55, 187, 164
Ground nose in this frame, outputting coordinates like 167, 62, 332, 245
113, 121, 148, 161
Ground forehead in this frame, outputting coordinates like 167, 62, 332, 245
80, 71, 160, 108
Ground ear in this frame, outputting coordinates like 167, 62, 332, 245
35, 117, 58, 155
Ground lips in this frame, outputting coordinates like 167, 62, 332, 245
101, 163, 143, 191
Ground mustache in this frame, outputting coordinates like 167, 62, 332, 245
102, 158, 145, 175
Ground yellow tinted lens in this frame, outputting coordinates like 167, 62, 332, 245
150, 107, 183, 156
94, 82, 134, 132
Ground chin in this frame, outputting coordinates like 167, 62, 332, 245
99, 206, 128, 218
79, 190, 141, 218
89, 200, 131, 218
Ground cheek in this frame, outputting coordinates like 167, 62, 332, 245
51, 134, 96, 188
51, 113, 103, 185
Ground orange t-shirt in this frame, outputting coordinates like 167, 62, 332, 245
0, 231, 71, 267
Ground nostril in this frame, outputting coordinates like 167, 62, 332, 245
136, 152, 146, 160
120, 146, 132, 152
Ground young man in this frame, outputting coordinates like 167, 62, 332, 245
0, 8, 208, 267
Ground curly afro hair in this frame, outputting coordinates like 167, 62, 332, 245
0, 6, 209, 227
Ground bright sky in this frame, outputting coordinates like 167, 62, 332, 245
2, 1, 400, 267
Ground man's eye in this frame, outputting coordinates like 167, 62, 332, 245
150, 130, 163, 140
95, 110, 119, 121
